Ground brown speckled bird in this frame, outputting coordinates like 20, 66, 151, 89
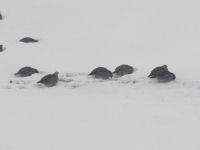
148, 65, 168, 78
37, 72, 59, 87
113, 64, 134, 77
89, 67, 112, 80
15, 67, 39, 77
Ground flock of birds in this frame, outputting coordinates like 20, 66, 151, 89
12, 64, 176, 87
0, 12, 176, 87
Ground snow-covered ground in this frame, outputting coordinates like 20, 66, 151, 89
1, 0, 200, 149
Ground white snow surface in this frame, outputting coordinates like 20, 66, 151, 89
1, 0, 200, 149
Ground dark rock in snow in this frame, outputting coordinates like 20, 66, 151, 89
37, 72, 59, 87
15, 67, 39, 77
157, 71, 176, 82
89, 67, 112, 79
113, 64, 134, 76
19, 37, 39, 43
148, 65, 168, 78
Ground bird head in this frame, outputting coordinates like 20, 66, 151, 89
54, 72, 59, 75
163, 65, 168, 68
